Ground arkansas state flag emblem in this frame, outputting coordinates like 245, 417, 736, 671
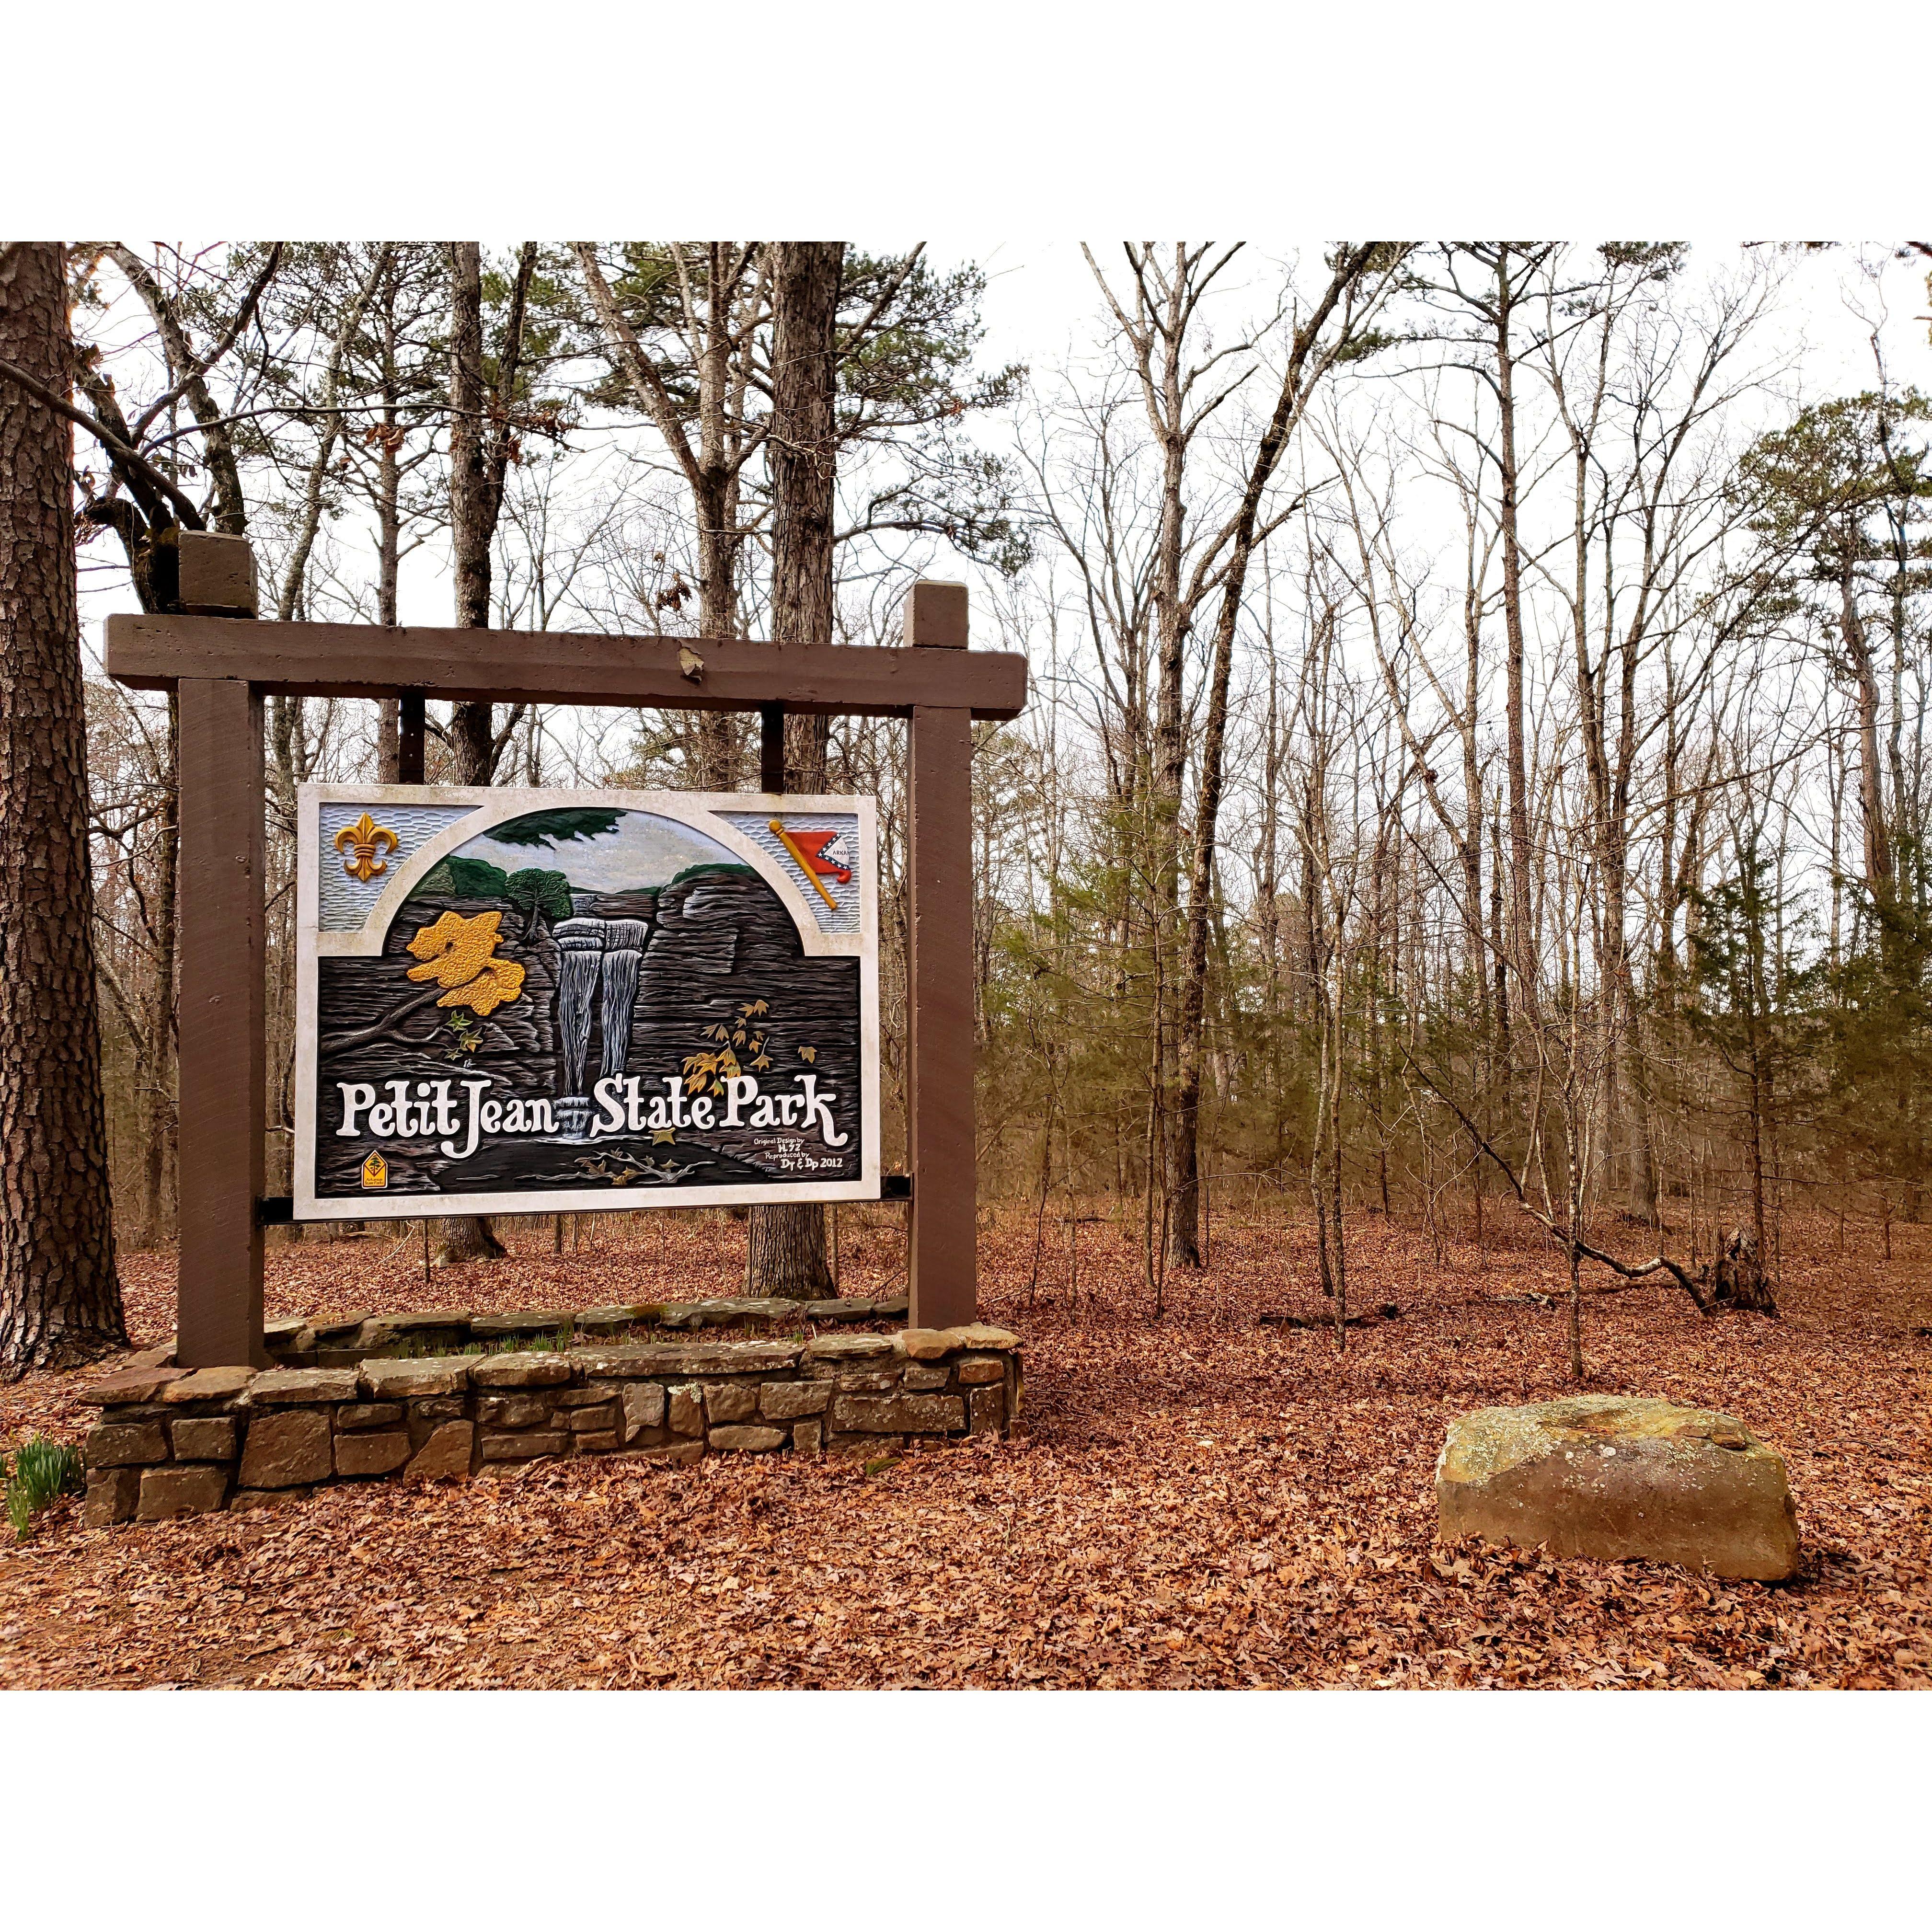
770, 820, 854, 908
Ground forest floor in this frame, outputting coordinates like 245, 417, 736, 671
1, 1203, 1928, 1689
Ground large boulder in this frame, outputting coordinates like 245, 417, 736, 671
1436, 1396, 1799, 1580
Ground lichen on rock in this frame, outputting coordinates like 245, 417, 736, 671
1436, 1395, 1799, 1580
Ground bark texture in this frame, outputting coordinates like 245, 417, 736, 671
432, 241, 536, 1265
0, 242, 127, 1370
446, 241, 495, 785
444, 238, 538, 789
749, 241, 845, 1300
1493, 253, 1542, 1063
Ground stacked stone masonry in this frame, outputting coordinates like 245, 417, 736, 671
80, 1322, 1023, 1526
249, 1295, 915, 1370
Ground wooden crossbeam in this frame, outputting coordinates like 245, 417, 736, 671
105, 614, 1028, 720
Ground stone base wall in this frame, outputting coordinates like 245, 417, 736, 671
262, 1294, 912, 1368
79, 1325, 1022, 1527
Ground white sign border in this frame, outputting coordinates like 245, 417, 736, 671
294, 784, 880, 1220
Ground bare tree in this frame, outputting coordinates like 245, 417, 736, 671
748, 240, 846, 1299
1170, 242, 1408, 1266
571, 242, 770, 787
431, 241, 539, 1267
1070, 243, 1405, 1266
41, 244, 285, 1247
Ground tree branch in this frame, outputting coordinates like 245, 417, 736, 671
128, 242, 284, 441
570, 242, 708, 498
1399, 1043, 1716, 1315
0, 356, 205, 529
836, 244, 920, 359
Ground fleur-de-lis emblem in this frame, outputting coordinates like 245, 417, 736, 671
335, 812, 399, 884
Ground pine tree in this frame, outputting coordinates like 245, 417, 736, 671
0, 243, 127, 1371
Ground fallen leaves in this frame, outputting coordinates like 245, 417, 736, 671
0, 1208, 1928, 1689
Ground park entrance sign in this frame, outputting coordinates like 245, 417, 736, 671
106, 561, 1025, 1364
295, 787, 879, 1218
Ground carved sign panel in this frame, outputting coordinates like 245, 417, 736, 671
294, 786, 879, 1219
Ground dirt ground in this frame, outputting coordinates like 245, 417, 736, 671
2, 1203, 1927, 1689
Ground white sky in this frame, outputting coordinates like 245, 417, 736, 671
76, 239, 1932, 651
455, 814, 732, 891
958, 239, 1932, 417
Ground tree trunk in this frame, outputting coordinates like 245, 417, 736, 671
1493, 252, 1542, 1101
1149, 295, 1191, 1280
1625, 1013, 1662, 1231
1841, 565, 1893, 899
430, 1214, 505, 1265
446, 241, 494, 785
433, 242, 509, 1265
749, 240, 844, 1300
690, 461, 737, 790
691, 242, 748, 791
772, 241, 843, 795
0, 242, 127, 1371
1489, 808, 1512, 1092
1567, 1235, 1585, 1381
1167, 248, 1380, 1266
376, 262, 405, 780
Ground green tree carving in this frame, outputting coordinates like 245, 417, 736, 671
506, 867, 575, 938
488, 808, 625, 848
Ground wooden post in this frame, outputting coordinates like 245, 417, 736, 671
905, 582, 976, 1329
175, 677, 267, 1367
176, 530, 259, 617
759, 702, 786, 793
399, 691, 426, 783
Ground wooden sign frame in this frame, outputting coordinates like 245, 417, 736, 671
293, 784, 882, 1219
105, 576, 1024, 1365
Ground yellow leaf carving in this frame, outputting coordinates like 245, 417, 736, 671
405, 909, 523, 1015
437, 958, 526, 1015
407, 910, 503, 985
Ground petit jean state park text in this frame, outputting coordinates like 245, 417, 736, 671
4, 237, 1932, 1692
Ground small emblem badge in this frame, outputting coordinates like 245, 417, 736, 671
361, 1150, 389, 1189
770, 820, 851, 909
335, 811, 400, 884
